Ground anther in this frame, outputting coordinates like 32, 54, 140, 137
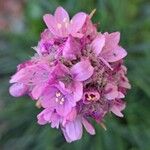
61, 98, 64, 102
56, 92, 61, 97
59, 101, 64, 105
87, 95, 92, 101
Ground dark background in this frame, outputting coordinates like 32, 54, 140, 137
0, 0, 150, 150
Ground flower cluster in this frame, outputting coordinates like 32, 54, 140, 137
9, 7, 131, 142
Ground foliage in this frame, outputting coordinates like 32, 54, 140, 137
0, 0, 150, 149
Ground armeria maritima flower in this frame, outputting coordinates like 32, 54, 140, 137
9, 6, 131, 143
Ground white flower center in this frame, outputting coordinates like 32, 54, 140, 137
55, 92, 65, 105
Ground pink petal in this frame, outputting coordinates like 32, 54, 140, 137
10, 68, 26, 83
10, 64, 50, 84
66, 107, 77, 121
105, 83, 118, 100
104, 32, 120, 47
117, 92, 125, 99
9, 83, 28, 97
56, 101, 72, 117
62, 36, 81, 60
64, 117, 83, 142
43, 14, 59, 36
61, 127, 73, 143
31, 83, 47, 99
82, 117, 95, 135
71, 59, 94, 81
100, 57, 113, 70
50, 113, 60, 129
105, 91, 118, 100
54, 7, 70, 36
111, 106, 124, 117
91, 34, 105, 56
119, 80, 131, 89
100, 32, 127, 63
41, 29, 54, 40
116, 100, 126, 110
37, 114, 48, 125
111, 100, 126, 117
37, 109, 52, 125
54, 6, 69, 23
39, 87, 57, 108
121, 65, 127, 74
52, 63, 70, 78
69, 12, 87, 35
71, 81, 83, 102
103, 46, 127, 62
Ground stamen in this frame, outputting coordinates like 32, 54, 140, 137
61, 98, 64, 102
56, 92, 61, 97
59, 101, 64, 105
84, 92, 100, 102
55, 91, 65, 105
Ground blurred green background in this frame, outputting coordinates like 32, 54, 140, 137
0, 0, 150, 150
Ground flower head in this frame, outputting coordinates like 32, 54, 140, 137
9, 6, 130, 143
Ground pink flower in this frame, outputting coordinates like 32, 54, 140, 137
39, 81, 79, 116
91, 32, 127, 69
43, 6, 87, 38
